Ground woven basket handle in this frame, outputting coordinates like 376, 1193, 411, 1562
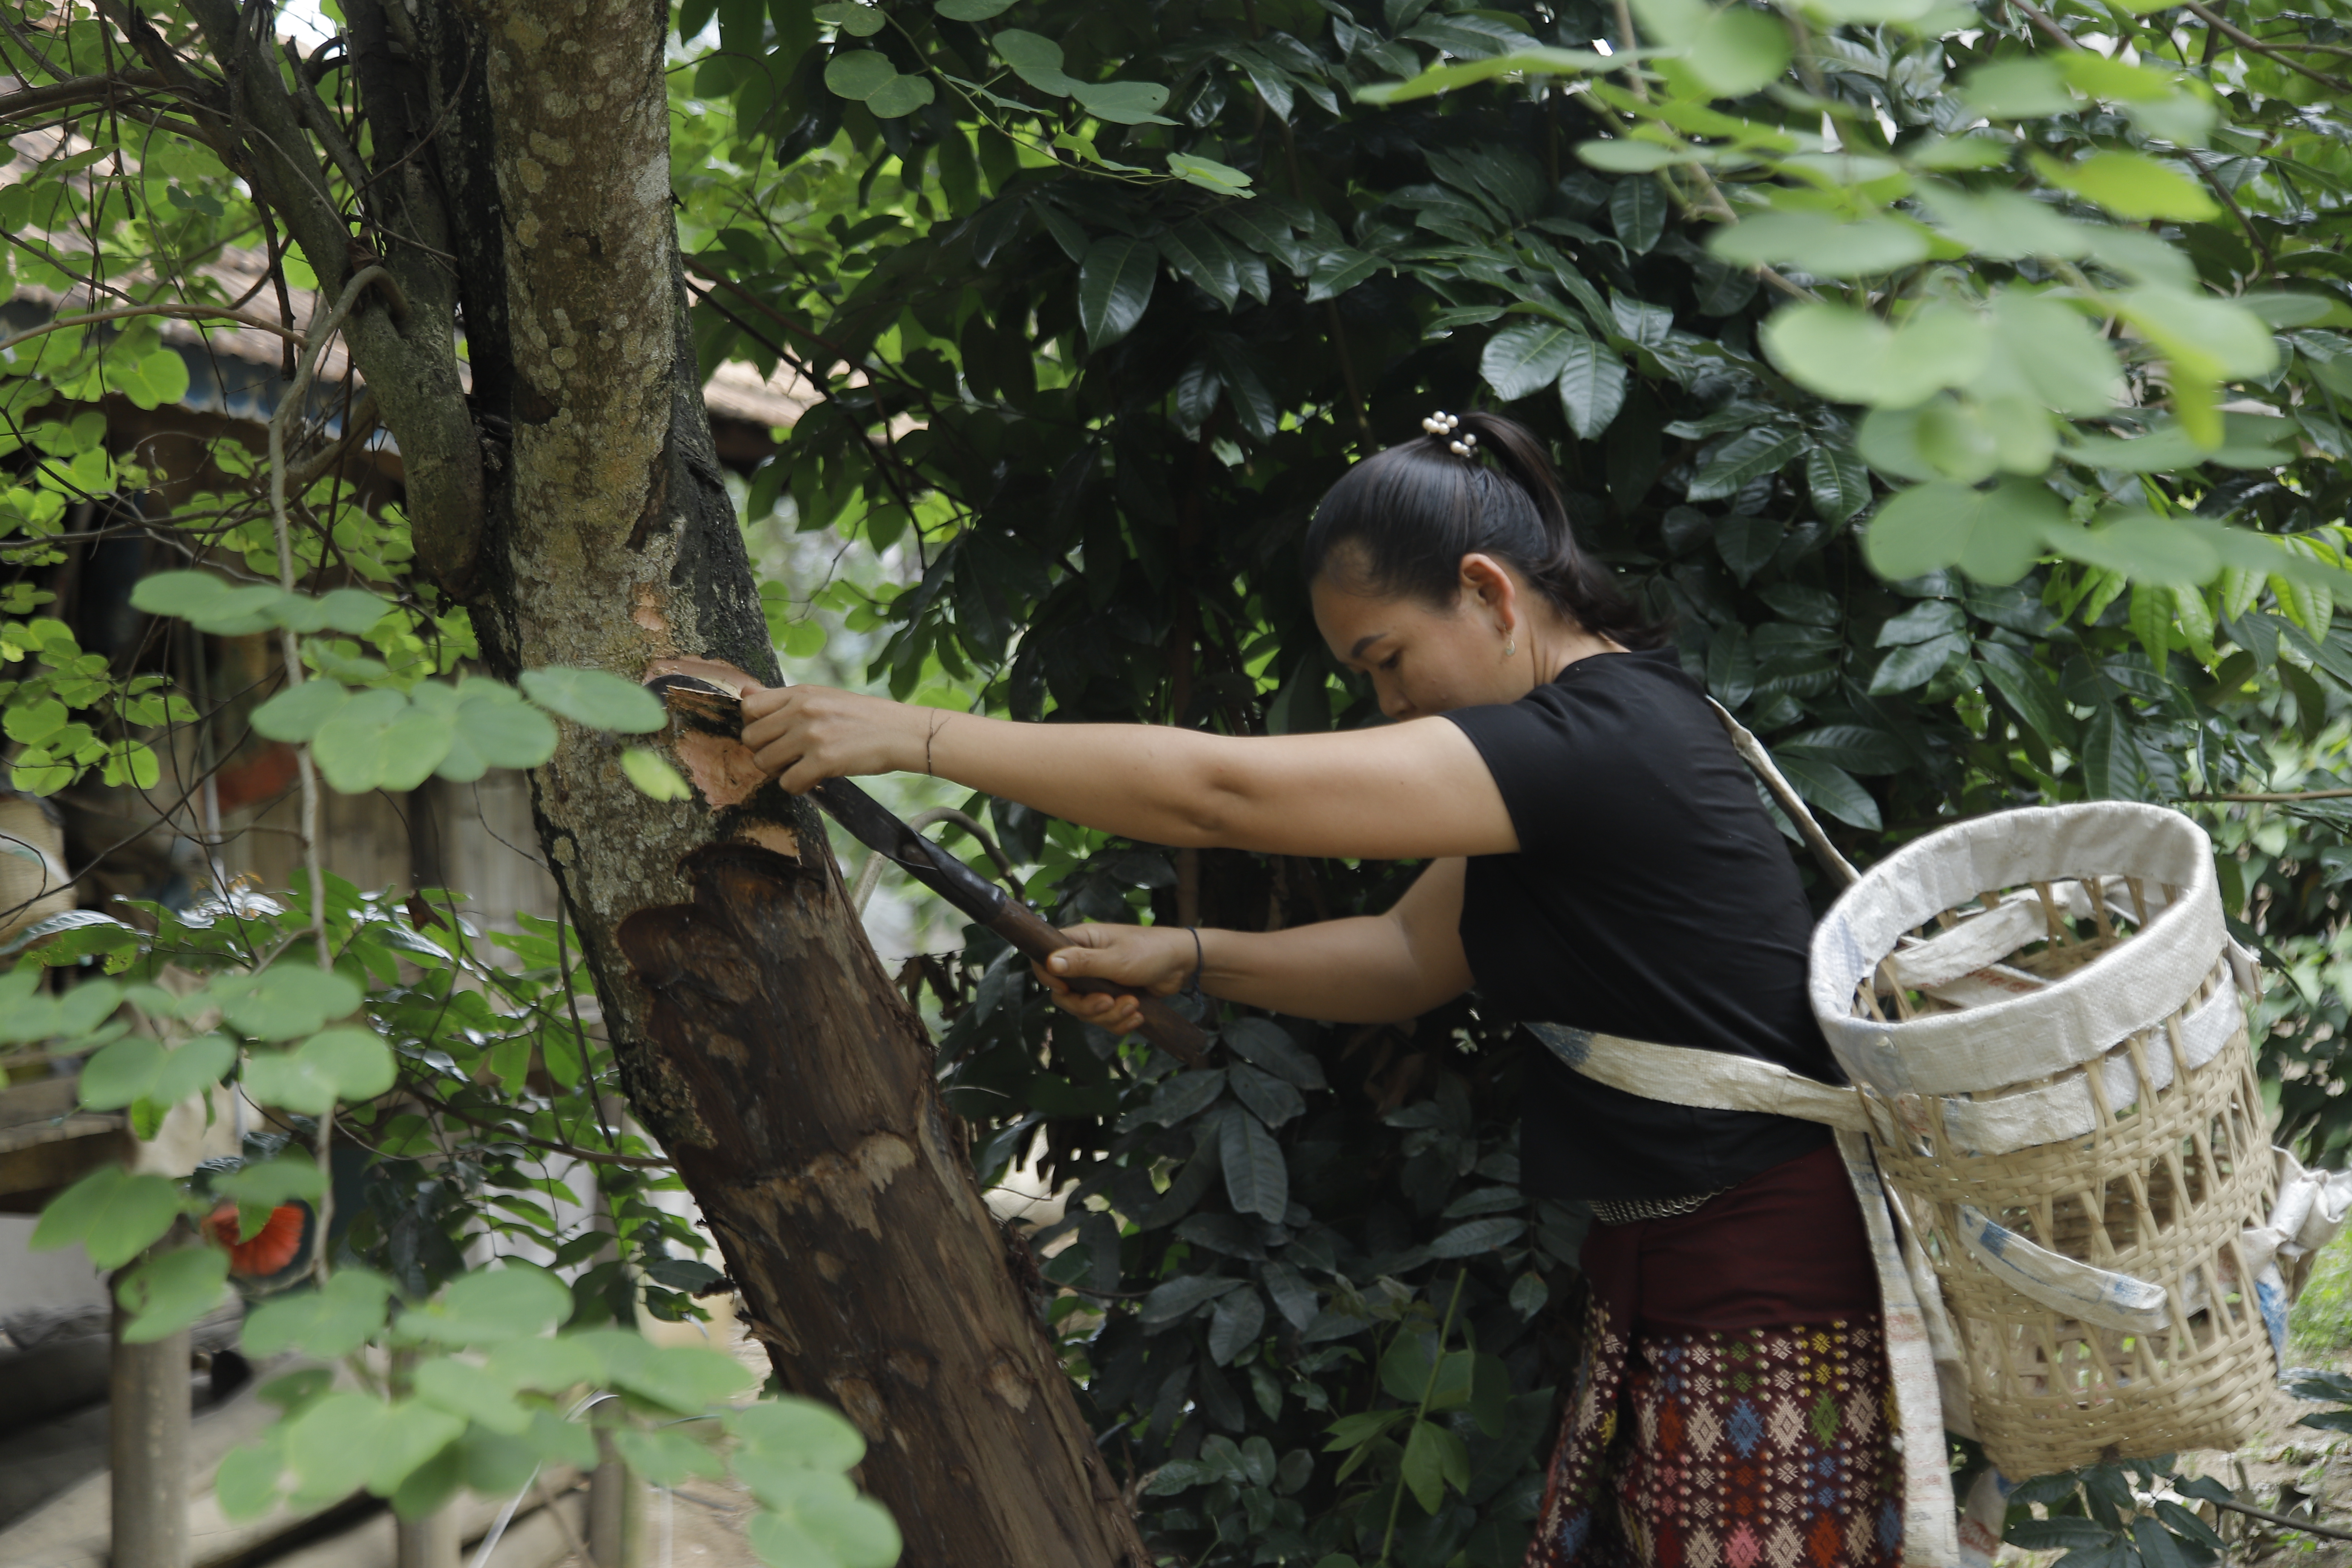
1707, 699, 1860, 889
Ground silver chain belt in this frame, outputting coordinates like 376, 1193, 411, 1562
1588, 1188, 1728, 1226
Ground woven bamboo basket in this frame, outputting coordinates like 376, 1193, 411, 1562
1809, 802, 2276, 1478
0, 790, 73, 946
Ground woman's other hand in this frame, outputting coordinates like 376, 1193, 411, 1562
740, 685, 929, 791
1033, 923, 1199, 1035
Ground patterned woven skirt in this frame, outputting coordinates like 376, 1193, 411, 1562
1524, 1145, 1902, 1568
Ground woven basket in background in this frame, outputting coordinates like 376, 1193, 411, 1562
1811, 802, 2277, 1478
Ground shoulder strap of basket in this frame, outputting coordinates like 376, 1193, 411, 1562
1706, 697, 1860, 890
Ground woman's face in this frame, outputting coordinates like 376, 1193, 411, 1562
1312, 554, 1524, 722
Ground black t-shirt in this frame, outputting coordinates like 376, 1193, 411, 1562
1442, 647, 1835, 1200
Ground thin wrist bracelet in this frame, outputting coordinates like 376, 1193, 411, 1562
1183, 927, 1205, 999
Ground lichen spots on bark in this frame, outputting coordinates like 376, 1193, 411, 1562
986, 1358, 1035, 1413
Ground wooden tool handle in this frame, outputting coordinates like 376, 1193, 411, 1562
988, 904, 1213, 1069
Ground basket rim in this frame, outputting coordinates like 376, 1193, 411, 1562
1808, 803, 2225, 1097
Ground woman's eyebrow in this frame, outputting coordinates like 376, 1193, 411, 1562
1347, 632, 1390, 661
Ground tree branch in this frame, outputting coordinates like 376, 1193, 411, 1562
410, 1088, 673, 1168
0, 301, 305, 355
0, 68, 166, 124
2194, 789, 2352, 803
2180, 0, 2352, 94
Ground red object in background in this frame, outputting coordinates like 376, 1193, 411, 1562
211, 740, 299, 815
204, 1202, 308, 1277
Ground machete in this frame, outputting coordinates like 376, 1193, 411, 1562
646, 671, 1212, 1069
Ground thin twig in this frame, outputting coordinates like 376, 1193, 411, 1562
2194, 789, 2352, 802
0, 301, 304, 355
0, 68, 167, 123
2183, 145, 2274, 274
2164, 1479, 2352, 1544
2180, 0, 2352, 93
411, 1089, 672, 1169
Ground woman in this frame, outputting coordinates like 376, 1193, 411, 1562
740, 410, 1897, 1568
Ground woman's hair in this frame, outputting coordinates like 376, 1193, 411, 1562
1301, 410, 1666, 649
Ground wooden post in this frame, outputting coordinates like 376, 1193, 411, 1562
109, 1280, 189, 1568
394, 1507, 461, 1568
587, 1423, 640, 1568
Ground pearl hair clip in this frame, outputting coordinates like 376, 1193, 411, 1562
1419, 410, 1477, 457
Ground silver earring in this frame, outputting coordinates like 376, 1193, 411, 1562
1503, 637, 1515, 658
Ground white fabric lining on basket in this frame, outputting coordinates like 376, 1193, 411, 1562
1811, 804, 2228, 1098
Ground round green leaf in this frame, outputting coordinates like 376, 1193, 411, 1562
1708, 211, 1929, 280
243, 1269, 394, 1358
31, 1165, 183, 1269
413, 1357, 533, 1436
813, 2, 887, 34
300, 1026, 396, 1102
116, 1246, 230, 1343
2037, 150, 2220, 222
1557, 338, 1629, 439
250, 678, 351, 744
823, 49, 898, 101
1576, 139, 1690, 173
482, 1334, 605, 1393
518, 667, 668, 733
217, 966, 363, 1040
78, 1035, 167, 1110
212, 1152, 326, 1210
865, 72, 936, 118
283, 1391, 395, 1501
935, 0, 1015, 15
406, 1264, 575, 1346
214, 1437, 287, 1521
727, 1396, 868, 1472
438, 682, 559, 780
311, 687, 453, 793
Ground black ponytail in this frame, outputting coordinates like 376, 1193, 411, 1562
1301, 411, 1666, 650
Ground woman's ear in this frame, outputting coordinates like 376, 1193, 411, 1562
1459, 553, 1518, 630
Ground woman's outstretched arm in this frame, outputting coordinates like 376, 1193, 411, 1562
1033, 860, 1474, 1030
738, 685, 1517, 862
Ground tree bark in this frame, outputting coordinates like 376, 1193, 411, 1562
416, 2, 1147, 1561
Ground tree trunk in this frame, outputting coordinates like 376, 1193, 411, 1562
403, 3, 1147, 1562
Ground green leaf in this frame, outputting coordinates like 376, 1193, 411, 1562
217, 966, 363, 1040
616, 1428, 727, 1487
1917, 187, 2092, 263
80, 1032, 235, 1111
243, 1269, 395, 1358
1324, 1408, 1409, 1451
1479, 320, 1581, 401
2043, 511, 2221, 587
1973, 643, 2075, 746
1687, 427, 1801, 503
250, 678, 350, 743
215, 1436, 287, 1521
1221, 1018, 1327, 1088
439, 682, 559, 780
117, 1247, 231, 1343
1710, 211, 1928, 280
1070, 81, 1173, 124
622, 747, 694, 801
1399, 1418, 1469, 1513
813, 2, 885, 34
936, 0, 1016, 15
1304, 248, 1381, 303
31, 1166, 183, 1268
2034, 151, 2219, 223
1862, 478, 2061, 583
413, 1357, 533, 1436
1429, 1215, 1526, 1256
574, 1331, 755, 1411
994, 28, 1075, 93
1760, 302, 1984, 407
746, 1479, 902, 1568
1578, 140, 1693, 173
1772, 755, 1882, 830
1962, 58, 2076, 118
1354, 47, 1612, 104
865, 73, 936, 118
823, 50, 899, 100
1608, 176, 1668, 254
482, 1335, 605, 1393
1140, 1273, 1243, 1328
311, 688, 454, 793
519, 668, 668, 733
1078, 235, 1158, 349
1220, 1109, 1288, 1224
1167, 153, 1255, 196
727, 1396, 868, 1472
1868, 632, 1968, 694
406, 1265, 575, 1346
212, 1153, 326, 1210
1805, 447, 1871, 524
1556, 338, 1628, 439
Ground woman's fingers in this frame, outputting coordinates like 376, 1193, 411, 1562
1030, 962, 1144, 1029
